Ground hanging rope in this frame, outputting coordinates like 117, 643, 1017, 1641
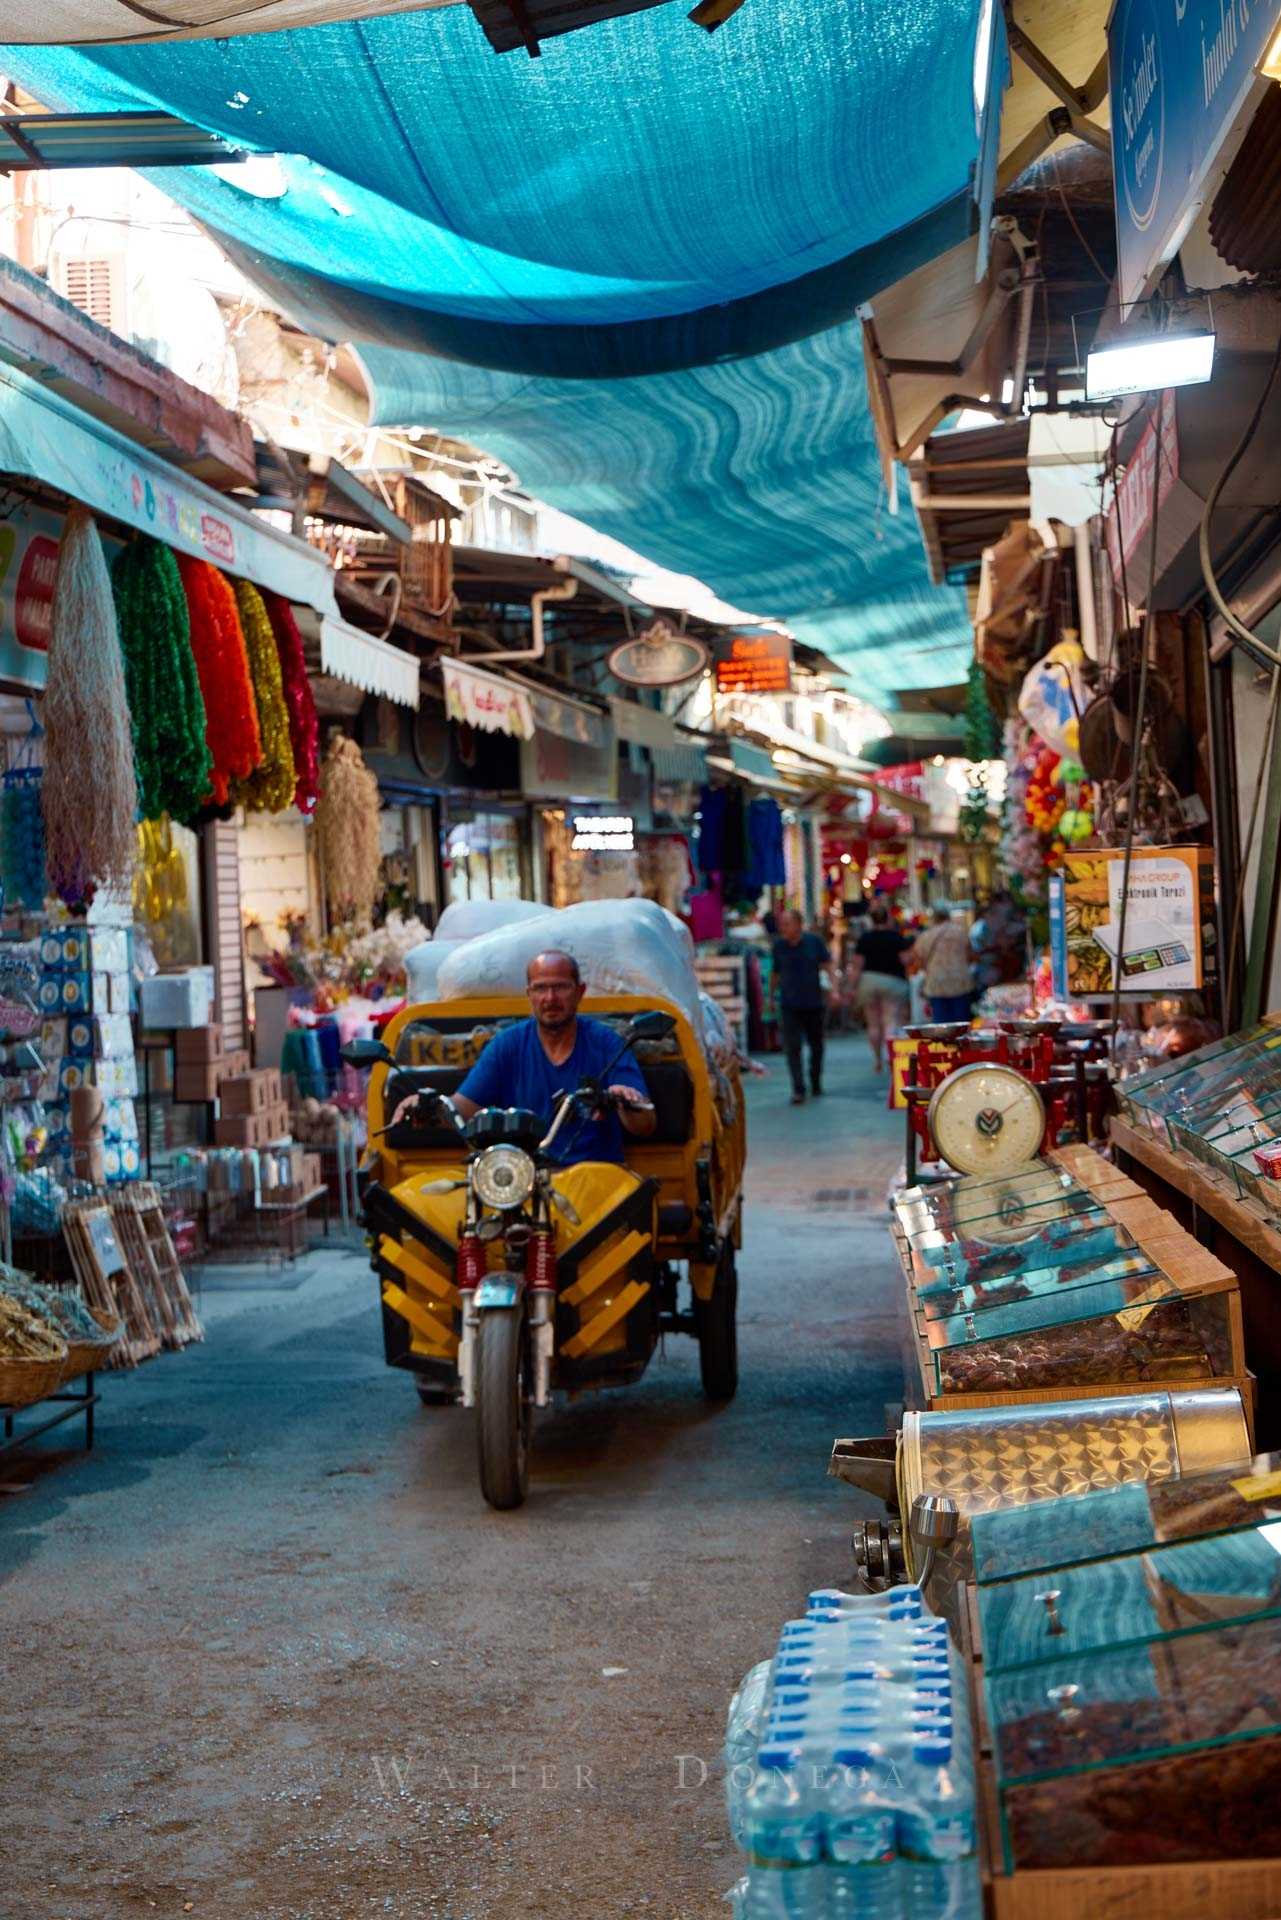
111, 537, 212, 827
176, 556, 263, 807
231, 580, 297, 815
315, 730, 381, 923
45, 508, 138, 905
262, 591, 320, 816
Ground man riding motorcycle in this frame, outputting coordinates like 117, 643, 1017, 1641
393, 947, 656, 1163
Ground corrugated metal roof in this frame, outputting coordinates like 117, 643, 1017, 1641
1210, 87, 1281, 275
0, 110, 245, 171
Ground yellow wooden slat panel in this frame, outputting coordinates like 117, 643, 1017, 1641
382, 1280, 458, 1359
562, 1278, 649, 1359
560, 1229, 649, 1308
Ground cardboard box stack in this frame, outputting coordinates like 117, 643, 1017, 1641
38, 923, 141, 1182
172, 1024, 251, 1104
214, 1069, 288, 1148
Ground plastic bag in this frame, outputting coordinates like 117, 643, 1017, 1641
1017, 639, 1088, 760
433, 898, 706, 1043
433, 898, 548, 944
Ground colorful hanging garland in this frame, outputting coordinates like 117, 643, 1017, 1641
262, 591, 320, 815
176, 556, 262, 807
45, 508, 139, 906
315, 730, 381, 924
231, 580, 296, 815
111, 538, 212, 827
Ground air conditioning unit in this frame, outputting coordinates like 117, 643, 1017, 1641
51, 252, 126, 337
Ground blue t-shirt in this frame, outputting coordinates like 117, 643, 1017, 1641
457, 1016, 649, 1166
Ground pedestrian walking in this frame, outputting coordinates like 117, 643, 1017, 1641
907, 905, 975, 1023
771, 907, 829, 1104
847, 902, 913, 1073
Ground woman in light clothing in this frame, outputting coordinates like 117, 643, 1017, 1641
848, 904, 913, 1072
908, 905, 975, 1023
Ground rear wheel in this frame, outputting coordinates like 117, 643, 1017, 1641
475, 1308, 531, 1510
696, 1243, 738, 1402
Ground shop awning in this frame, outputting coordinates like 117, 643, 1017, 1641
320, 614, 420, 708
524, 681, 610, 750
650, 740, 708, 784
0, 359, 337, 614
609, 697, 679, 750
440, 657, 534, 738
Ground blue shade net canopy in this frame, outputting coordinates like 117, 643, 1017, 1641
3, 0, 984, 699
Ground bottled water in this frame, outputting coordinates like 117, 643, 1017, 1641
727, 1660, 775, 1848
825, 1741, 901, 1920
725, 1593, 980, 1920
898, 1724, 982, 1920
740, 1744, 826, 1918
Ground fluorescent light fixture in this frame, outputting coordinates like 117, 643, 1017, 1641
1086, 331, 1216, 400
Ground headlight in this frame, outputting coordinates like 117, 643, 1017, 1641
471, 1144, 536, 1211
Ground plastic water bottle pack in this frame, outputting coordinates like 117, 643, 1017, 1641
724, 1585, 982, 1919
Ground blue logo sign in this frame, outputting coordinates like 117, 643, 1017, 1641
1109, 0, 1281, 306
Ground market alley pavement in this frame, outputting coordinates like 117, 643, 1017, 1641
2, 1035, 906, 1920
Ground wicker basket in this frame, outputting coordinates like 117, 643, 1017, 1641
60, 1307, 122, 1383
0, 1341, 69, 1409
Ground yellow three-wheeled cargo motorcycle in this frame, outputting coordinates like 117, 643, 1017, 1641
349, 993, 746, 1508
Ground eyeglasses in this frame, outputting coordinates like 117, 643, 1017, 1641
528, 981, 575, 996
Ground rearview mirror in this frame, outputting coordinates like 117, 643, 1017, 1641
628, 1010, 676, 1044
341, 1037, 395, 1070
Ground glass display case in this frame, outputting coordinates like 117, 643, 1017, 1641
971, 1452, 1279, 1585
911, 1207, 1134, 1294
1117, 1022, 1281, 1149
896, 1163, 1089, 1243
920, 1252, 1237, 1395
987, 1588, 1281, 1869
979, 1523, 1281, 1673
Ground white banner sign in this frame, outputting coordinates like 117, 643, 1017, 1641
441, 659, 534, 739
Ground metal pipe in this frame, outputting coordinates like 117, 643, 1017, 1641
470, 559, 579, 664
1074, 523, 1099, 660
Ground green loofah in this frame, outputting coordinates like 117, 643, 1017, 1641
111, 538, 213, 827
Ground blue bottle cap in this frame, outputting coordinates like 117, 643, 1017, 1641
914, 1737, 953, 1764
832, 1743, 876, 1767
758, 1744, 801, 1770
842, 1665, 881, 1682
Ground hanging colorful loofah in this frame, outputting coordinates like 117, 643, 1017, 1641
111, 537, 213, 827
176, 556, 263, 807
44, 509, 139, 907
315, 730, 381, 923
231, 580, 297, 815
262, 590, 320, 815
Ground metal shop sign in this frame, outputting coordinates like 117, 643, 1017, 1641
0, 498, 125, 692
441, 658, 534, 740
1051, 844, 1212, 996
1104, 386, 1179, 584
713, 630, 793, 696
1109, 0, 1281, 307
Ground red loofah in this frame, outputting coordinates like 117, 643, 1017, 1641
176, 555, 263, 805
263, 590, 320, 816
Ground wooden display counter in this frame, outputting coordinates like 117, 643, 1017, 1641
1109, 1116, 1281, 1446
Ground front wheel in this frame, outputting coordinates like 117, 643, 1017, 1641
696, 1244, 738, 1402
475, 1308, 531, 1510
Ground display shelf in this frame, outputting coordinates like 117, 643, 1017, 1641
1110, 1116, 1281, 1277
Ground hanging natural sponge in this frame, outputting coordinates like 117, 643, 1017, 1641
315, 730, 381, 923
44, 509, 138, 906
262, 591, 319, 816
111, 537, 212, 827
176, 556, 262, 806
231, 580, 296, 815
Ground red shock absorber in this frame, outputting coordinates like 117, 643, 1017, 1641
527, 1230, 557, 1295
456, 1233, 485, 1292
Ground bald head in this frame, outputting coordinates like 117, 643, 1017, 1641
526, 948, 585, 1034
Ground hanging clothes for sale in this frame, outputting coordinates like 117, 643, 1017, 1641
745, 796, 786, 891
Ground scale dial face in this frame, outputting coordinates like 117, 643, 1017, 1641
927, 1062, 1046, 1177
950, 1164, 1069, 1245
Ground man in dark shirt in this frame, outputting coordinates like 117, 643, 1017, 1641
771, 909, 829, 1104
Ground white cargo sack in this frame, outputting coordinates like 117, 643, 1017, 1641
433, 898, 706, 1042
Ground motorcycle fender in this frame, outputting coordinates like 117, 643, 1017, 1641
473, 1276, 523, 1311
691, 1258, 718, 1303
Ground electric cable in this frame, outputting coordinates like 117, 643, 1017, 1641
1110, 399, 1164, 1060
1198, 323, 1281, 673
